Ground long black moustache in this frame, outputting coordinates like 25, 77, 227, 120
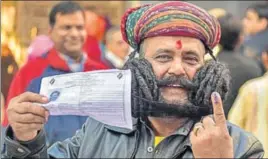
157, 76, 197, 90
122, 52, 230, 118
132, 95, 211, 117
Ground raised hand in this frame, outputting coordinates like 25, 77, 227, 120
190, 92, 233, 158
7, 92, 50, 141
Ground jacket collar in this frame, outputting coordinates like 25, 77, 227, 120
104, 117, 138, 134
104, 116, 195, 141
47, 48, 70, 71
246, 29, 268, 42
46, 48, 99, 72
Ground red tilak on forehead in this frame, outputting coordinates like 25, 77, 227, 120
176, 40, 182, 49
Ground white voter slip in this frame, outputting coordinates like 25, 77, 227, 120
39, 69, 133, 130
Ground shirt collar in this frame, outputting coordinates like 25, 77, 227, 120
59, 53, 87, 72
59, 52, 87, 63
105, 50, 125, 68
173, 119, 194, 136
104, 117, 138, 134
140, 117, 195, 137
264, 71, 268, 78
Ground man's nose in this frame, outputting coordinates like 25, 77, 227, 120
69, 27, 79, 37
168, 59, 186, 76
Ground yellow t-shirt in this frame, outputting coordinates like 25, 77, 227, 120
154, 136, 165, 147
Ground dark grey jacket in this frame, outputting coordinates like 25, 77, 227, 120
217, 51, 262, 116
2, 117, 264, 158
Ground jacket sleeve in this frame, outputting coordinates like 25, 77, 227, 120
228, 122, 265, 159
47, 118, 87, 158
241, 140, 264, 158
2, 119, 88, 158
2, 126, 48, 158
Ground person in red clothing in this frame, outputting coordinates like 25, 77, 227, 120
83, 8, 111, 67
83, 35, 102, 62
84, 8, 106, 42
4, 1, 108, 145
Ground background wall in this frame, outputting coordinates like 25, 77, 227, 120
140, 1, 267, 19
15, 1, 125, 47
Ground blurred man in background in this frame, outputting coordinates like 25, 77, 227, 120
101, 26, 130, 68
241, 2, 268, 73
84, 6, 106, 42
228, 46, 268, 158
215, 12, 262, 116
83, 6, 110, 66
1, 45, 18, 127
27, 35, 54, 62
204, 8, 227, 61
6, 1, 107, 145
1, 45, 18, 102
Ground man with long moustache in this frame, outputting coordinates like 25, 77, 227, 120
2, 1, 264, 158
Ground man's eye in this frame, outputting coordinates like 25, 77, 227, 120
156, 55, 172, 62
184, 57, 198, 65
116, 41, 124, 45
77, 26, 84, 30
64, 26, 71, 30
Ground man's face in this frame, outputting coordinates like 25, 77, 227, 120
84, 10, 106, 41
49, 11, 86, 58
107, 31, 130, 60
243, 9, 267, 36
143, 36, 205, 105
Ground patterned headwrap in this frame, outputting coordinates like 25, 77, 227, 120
121, 1, 221, 52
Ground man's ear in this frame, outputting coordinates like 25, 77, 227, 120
260, 18, 268, 30
261, 51, 268, 70
48, 26, 53, 38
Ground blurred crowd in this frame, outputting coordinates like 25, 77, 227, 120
1, 1, 268, 156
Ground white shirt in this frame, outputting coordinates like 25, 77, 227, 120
59, 53, 87, 72
105, 50, 126, 68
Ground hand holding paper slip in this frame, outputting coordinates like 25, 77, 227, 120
39, 69, 133, 130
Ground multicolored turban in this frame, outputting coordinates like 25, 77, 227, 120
121, 1, 221, 51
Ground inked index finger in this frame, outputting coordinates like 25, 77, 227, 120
211, 92, 227, 129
